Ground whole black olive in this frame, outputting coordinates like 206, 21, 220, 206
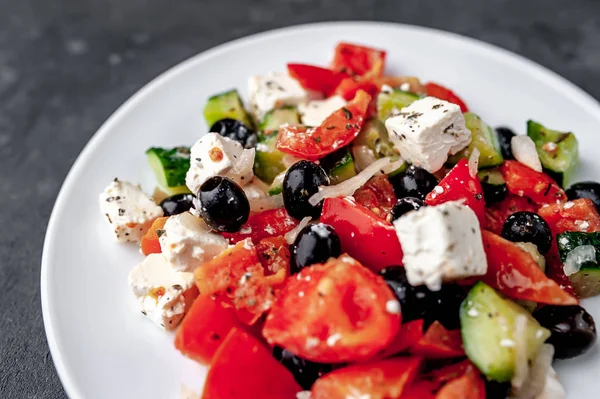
501, 211, 552, 253
496, 127, 516, 160
426, 283, 467, 330
533, 305, 596, 359
272, 346, 332, 389
291, 223, 341, 274
566, 181, 600, 212
209, 118, 257, 148
283, 160, 329, 220
391, 197, 424, 221
481, 182, 508, 205
197, 176, 249, 233
484, 380, 512, 399
160, 193, 195, 216
388, 165, 438, 200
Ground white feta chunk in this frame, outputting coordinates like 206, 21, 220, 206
298, 95, 347, 127
185, 133, 255, 194
248, 72, 320, 120
128, 253, 197, 330
393, 201, 487, 290
98, 179, 163, 242
159, 212, 228, 272
385, 96, 471, 173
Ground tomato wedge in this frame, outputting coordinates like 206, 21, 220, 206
402, 380, 436, 399
276, 90, 371, 160
202, 328, 301, 399
140, 216, 168, 255
411, 321, 465, 359
425, 360, 475, 391
485, 194, 537, 234
500, 160, 567, 205
334, 76, 380, 101
263, 255, 400, 363
287, 63, 348, 96
435, 368, 485, 399
425, 82, 469, 113
256, 235, 291, 280
222, 208, 298, 244
320, 197, 403, 273
311, 357, 422, 399
425, 159, 486, 225
331, 42, 386, 77
480, 231, 578, 305
377, 319, 424, 359
354, 175, 398, 221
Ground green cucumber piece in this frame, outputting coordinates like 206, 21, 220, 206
204, 89, 253, 129
527, 120, 579, 187
268, 171, 285, 196
320, 148, 357, 185
557, 231, 600, 297
354, 119, 398, 159
460, 282, 550, 382
377, 90, 420, 122
449, 113, 504, 168
254, 132, 286, 184
477, 168, 505, 186
259, 106, 301, 132
146, 147, 192, 194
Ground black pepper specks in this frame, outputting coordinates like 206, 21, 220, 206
118, 208, 125, 216
342, 107, 353, 120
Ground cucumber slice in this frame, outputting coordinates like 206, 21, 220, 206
527, 120, 579, 187
204, 89, 254, 129
449, 113, 504, 168
377, 90, 420, 122
320, 148, 357, 185
557, 231, 600, 297
146, 147, 192, 194
254, 132, 286, 184
268, 171, 285, 196
355, 119, 398, 159
460, 282, 550, 382
259, 106, 301, 132
477, 168, 505, 186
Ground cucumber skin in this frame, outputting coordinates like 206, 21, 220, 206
254, 133, 286, 184
204, 89, 254, 129
449, 113, 504, 168
320, 148, 357, 185
146, 147, 191, 189
557, 231, 600, 297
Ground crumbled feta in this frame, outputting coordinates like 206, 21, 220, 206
128, 254, 197, 330
393, 201, 487, 290
385, 299, 401, 314
159, 212, 228, 272
99, 179, 163, 242
384, 97, 471, 173
326, 333, 342, 347
298, 95, 347, 127
185, 133, 255, 194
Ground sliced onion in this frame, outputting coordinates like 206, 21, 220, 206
285, 217, 312, 245
309, 157, 391, 206
511, 314, 529, 390
564, 245, 596, 276
352, 145, 378, 173
468, 147, 481, 178
535, 367, 566, 399
296, 391, 312, 399
511, 344, 554, 399
511, 135, 542, 172
249, 193, 284, 213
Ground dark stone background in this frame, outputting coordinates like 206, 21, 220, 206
1, 0, 598, 397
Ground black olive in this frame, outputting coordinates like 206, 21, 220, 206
566, 181, 600, 212
484, 380, 511, 399
481, 182, 508, 205
391, 197, 424, 221
159, 193, 195, 216
501, 211, 552, 253
272, 346, 332, 389
426, 283, 467, 330
291, 223, 341, 274
496, 127, 516, 160
283, 161, 329, 220
197, 176, 249, 233
209, 118, 257, 149
533, 305, 597, 359
388, 165, 438, 200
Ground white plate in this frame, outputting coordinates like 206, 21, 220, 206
42, 21, 600, 399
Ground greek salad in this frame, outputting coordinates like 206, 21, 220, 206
99, 42, 599, 399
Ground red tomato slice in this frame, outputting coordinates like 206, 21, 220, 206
411, 321, 465, 359
334, 76, 380, 101
354, 175, 398, 221
480, 231, 578, 305
263, 255, 401, 363
287, 63, 348, 96
485, 194, 537, 234
222, 208, 298, 244
402, 380, 436, 399
320, 197, 403, 273
377, 319, 424, 359
500, 160, 567, 205
435, 367, 485, 399
425, 159, 486, 224
202, 328, 301, 399
276, 90, 371, 160
425, 360, 475, 391
311, 357, 422, 399
256, 235, 291, 281
425, 82, 469, 113
331, 42, 386, 77
140, 216, 168, 255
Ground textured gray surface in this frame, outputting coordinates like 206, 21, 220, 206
1, 0, 599, 397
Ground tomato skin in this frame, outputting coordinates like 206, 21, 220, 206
201, 328, 301, 399
334, 76, 380, 101
402, 380, 436, 399
263, 255, 401, 363
354, 175, 398, 221
256, 235, 291, 280
480, 231, 578, 305
425, 82, 469, 112
276, 90, 371, 160
377, 319, 424, 359
331, 42, 386, 77
411, 321, 465, 359
222, 208, 298, 244
311, 357, 422, 399
425, 360, 475, 391
485, 194, 537, 234
287, 63, 348, 96
320, 197, 403, 273
500, 160, 567, 205
435, 367, 485, 399
140, 216, 168, 255
425, 159, 486, 224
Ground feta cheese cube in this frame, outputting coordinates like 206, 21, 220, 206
159, 212, 228, 272
98, 179, 163, 242
385, 96, 471, 173
185, 133, 255, 194
298, 95, 347, 127
128, 253, 198, 330
248, 72, 320, 120
393, 201, 487, 290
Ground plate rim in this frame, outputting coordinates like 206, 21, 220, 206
40, 20, 600, 399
